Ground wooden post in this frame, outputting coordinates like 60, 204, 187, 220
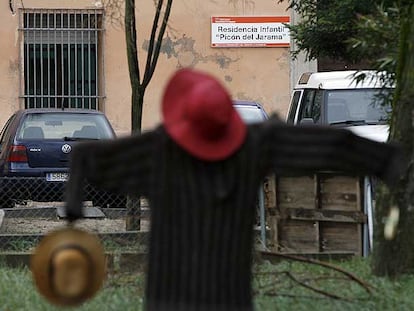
263, 174, 277, 251
126, 195, 140, 231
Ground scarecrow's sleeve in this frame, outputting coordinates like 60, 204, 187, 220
262, 116, 404, 187
65, 131, 154, 221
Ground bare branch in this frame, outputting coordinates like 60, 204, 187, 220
260, 251, 374, 294
124, 0, 141, 85
283, 271, 353, 301
143, 0, 164, 86
143, 0, 173, 88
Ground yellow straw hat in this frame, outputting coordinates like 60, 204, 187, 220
31, 227, 106, 307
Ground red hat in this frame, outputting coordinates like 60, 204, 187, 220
162, 69, 247, 161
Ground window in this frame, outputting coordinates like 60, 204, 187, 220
18, 113, 114, 140
19, 9, 104, 109
326, 89, 390, 124
297, 90, 322, 124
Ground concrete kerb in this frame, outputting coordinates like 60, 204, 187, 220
0, 205, 150, 271
0, 251, 148, 272
0, 207, 150, 219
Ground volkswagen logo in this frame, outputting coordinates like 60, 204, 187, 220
61, 144, 72, 154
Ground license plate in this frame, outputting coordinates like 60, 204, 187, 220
46, 172, 69, 182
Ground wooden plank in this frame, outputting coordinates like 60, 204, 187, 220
277, 176, 315, 191
320, 175, 359, 193
264, 175, 278, 251
278, 220, 319, 253
320, 175, 360, 210
320, 192, 358, 210
266, 209, 279, 252
263, 174, 276, 209
277, 176, 316, 210
285, 208, 366, 223
320, 175, 360, 211
320, 223, 361, 255
277, 191, 316, 209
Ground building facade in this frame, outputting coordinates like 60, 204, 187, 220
0, 0, 313, 135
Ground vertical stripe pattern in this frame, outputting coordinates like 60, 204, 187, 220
65, 120, 402, 310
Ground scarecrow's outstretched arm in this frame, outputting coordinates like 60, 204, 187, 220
65, 131, 154, 221
263, 118, 403, 186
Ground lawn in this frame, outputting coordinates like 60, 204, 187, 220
1, 257, 414, 310
254, 256, 414, 310
0, 267, 145, 311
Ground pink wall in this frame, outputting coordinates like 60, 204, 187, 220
0, 0, 291, 135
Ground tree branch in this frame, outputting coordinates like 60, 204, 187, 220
143, 0, 173, 88
143, 0, 164, 86
260, 251, 374, 294
125, 0, 141, 85
283, 271, 353, 301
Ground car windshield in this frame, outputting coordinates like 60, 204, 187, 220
234, 105, 267, 124
17, 112, 114, 140
326, 89, 391, 125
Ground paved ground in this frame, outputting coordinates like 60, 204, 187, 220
0, 200, 150, 235
0, 217, 128, 234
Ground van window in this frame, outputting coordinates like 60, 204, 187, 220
326, 89, 390, 124
297, 89, 323, 124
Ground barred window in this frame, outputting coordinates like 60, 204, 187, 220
19, 9, 104, 109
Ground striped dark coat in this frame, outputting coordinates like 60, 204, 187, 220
66, 116, 401, 311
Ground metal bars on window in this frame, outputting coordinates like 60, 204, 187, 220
19, 9, 104, 109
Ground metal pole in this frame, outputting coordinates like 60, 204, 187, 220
363, 176, 374, 257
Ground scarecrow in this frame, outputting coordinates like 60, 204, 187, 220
31, 69, 402, 310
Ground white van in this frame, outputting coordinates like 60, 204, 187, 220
286, 70, 393, 255
287, 70, 391, 142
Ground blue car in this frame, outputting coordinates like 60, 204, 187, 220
0, 108, 124, 208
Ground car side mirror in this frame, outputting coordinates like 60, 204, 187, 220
299, 118, 315, 126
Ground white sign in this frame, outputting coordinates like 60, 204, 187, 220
211, 16, 290, 48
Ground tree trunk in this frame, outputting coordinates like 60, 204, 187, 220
372, 4, 414, 276
125, 0, 142, 230
125, 0, 143, 133
123, 0, 173, 230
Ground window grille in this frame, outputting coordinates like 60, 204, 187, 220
19, 9, 104, 109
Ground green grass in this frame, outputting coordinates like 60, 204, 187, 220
254, 257, 414, 310
0, 268, 145, 310
1, 257, 414, 310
